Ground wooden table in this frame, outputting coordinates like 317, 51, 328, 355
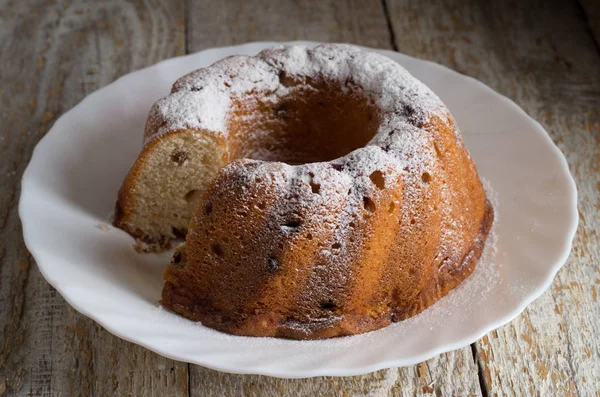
1, 0, 598, 395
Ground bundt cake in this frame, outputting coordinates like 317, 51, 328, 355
116, 44, 493, 339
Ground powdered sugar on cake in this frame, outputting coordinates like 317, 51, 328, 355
144, 44, 447, 146
148, 44, 456, 227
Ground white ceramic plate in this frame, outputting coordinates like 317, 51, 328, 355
19, 42, 578, 378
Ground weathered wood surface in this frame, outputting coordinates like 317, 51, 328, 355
0, 0, 598, 396
580, 0, 600, 47
0, 1, 189, 396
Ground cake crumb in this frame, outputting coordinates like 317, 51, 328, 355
96, 223, 111, 232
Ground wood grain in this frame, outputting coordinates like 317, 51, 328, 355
385, 0, 600, 395
579, 0, 600, 47
0, 0, 189, 396
186, 0, 393, 50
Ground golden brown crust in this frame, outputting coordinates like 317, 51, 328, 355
161, 201, 493, 339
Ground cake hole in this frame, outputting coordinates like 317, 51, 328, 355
331, 163, 344, 172
257, 202, 266, 210
306, 233, 313, 240
278, 70, 294, 87
224, 81, 231, 88
369, 170, 385, 189
349, 221, 356, 228
422, 172, 432, 184
171, 251, 183, 266
388, 202, 395, 213
281, 220, 302, 232
363, 197, 376, 213
308, 172, 321, 194
402, 103, 415, 118
211, 244, 224, 257
170, 149, 188, 165
255, 300, 267, 308
255, 178, 262, 183
267, 257, 280, 273
320, 300, 337, 310
434, 142, 443, 158
439, 257, 450, 269
184, 189, 202, 203
274, 102, 291, 117
204, 201, 213, 215
229, 77, 380, 164
157, 120, 169, 131
410, 218, 416, 225
172, 227, 186, 239
190, 86, 203, 92
331, 242, 341, 249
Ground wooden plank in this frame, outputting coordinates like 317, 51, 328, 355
186, 1, 483, 395
0, 0, 189, 396
186, 0, 393, 50
385, 0, 600, 395
580, 0, 600, 47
